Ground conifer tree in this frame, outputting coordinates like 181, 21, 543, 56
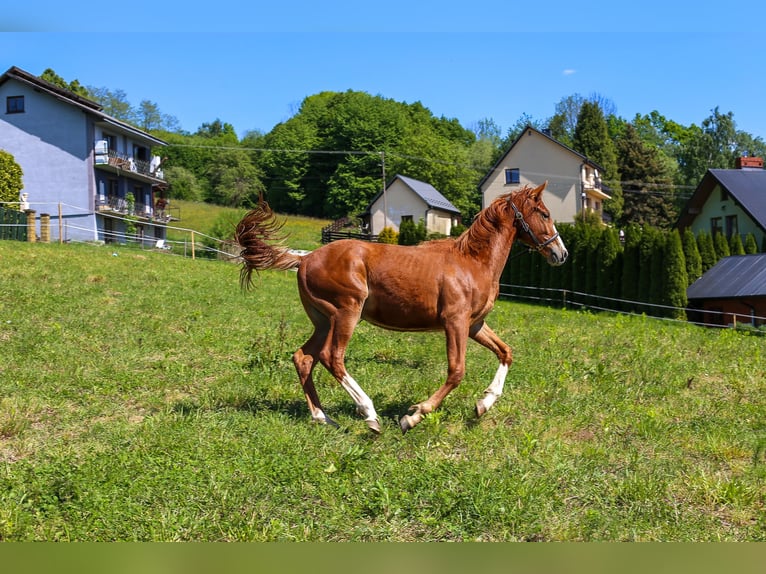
620, 224, 642, 310
713, 232, 730, 259
614, 123, 676, 228
744, 233, 759, 254
729, 233, 745, 255
663, 230, 688, 319
596, 226, 622, 300
682, 228, 702, 285
697, 231, 717, 272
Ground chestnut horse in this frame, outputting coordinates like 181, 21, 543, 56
235, 182, 567, 433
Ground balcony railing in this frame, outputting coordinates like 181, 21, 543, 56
94, 150, 165, 181
96, 195, 179, 222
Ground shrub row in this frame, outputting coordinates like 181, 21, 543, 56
501, 220, 760, 320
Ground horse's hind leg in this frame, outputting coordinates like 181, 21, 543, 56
293, 323, 338, 428
470, 322, 513, 417
320, 309, 381, 434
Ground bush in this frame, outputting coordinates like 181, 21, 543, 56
378, 227, 398, 244
0, 149, 24, 205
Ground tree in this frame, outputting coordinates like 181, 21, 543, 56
697, 231, 717, 273
682, 228, 702, 285
205, 149, 264, 208
713, 231, 730, 259
678, 107, 738, 187
663, 230, 688, 319
614, 123, 677, 228
596, 226, 622, 299
0, 149, 24, 204
620, 224, 642, 310
572, 101, 623, 222
729, 233, 745, 255
547, 94, 588, 147
744, 233, 759, 254
88, 86, 133, 122
163, 165, 203, 202
40, 68, 91, 99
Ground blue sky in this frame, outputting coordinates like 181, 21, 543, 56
3, 3, 766, 141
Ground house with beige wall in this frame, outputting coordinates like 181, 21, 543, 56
479, 125, 610, 224
365, 174, 461, 236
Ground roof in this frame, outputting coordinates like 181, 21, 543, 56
477, 124, 604, 190
366, 174, 460, 215
687, 254, 766, 300
395, 174, 460, 213
677, 168, 766, 231
1, 66, 167, 147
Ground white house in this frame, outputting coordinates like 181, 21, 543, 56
479, 125, 610, 224
365, 174, 461, 236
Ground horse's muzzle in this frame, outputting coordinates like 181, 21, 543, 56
547, 243, 568, 266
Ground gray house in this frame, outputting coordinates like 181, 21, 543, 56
0, 66, 169, 243
364, 174, 461, 236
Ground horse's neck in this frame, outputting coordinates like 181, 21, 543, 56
475, 223, 518, 282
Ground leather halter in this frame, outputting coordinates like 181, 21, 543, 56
509, 200, 560, 252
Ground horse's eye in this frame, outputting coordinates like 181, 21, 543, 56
541, 212, 550, 220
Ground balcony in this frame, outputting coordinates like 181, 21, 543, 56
94, 150, 166, 185
96, 195, 179, 222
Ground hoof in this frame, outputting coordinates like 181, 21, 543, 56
475, 401, 487, 418
399, 414, 415, 434
366, 419, 382, 434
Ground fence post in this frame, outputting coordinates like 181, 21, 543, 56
40, 213, 50, 243
25, 209, 36, 242
190, 230, 196, 260
58, 203, 63, 244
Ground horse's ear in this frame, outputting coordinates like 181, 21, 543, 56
530, 181, 547, 201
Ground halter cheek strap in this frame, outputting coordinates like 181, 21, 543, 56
509, 200, 560, 252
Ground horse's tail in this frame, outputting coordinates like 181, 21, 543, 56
234, 200, 303, 290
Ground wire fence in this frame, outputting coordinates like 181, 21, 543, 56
4, 201, 764, 333
499, 283, 766, 333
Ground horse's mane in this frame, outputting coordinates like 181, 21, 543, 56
454, 188, 524, 257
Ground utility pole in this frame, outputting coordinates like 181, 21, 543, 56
381, 151, 387, 229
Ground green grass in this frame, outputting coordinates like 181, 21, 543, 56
167, 200, 331, 251
1, 241, 766, 541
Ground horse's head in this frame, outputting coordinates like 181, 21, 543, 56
511, 182, 568, 266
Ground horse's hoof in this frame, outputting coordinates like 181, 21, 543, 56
475, 401, 487, 418
366, 419, 382, 434
399, 414, 414, 434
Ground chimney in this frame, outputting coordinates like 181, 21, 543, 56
736, 156, 764, 169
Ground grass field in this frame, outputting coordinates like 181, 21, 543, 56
166, 200, 331, 252
1, 240, 765, 541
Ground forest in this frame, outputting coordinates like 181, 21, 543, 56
37, 68, 766, 228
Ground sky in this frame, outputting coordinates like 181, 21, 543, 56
2, 2, 766, 142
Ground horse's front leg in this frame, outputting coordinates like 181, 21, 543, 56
400, 322, 468, 434
470, 322, 513, 417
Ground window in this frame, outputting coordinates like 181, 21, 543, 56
505, 168, 520, 185
725, 215, 738, 239
104, 133, 117, 153
401, 215, 413, 223
710, 217, 722, 237
6, 95, 24, 114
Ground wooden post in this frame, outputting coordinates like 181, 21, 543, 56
58, 203, 63, 243
25, 209, 36, 242
40, 213, 50, 243
190, 230, 196, 260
